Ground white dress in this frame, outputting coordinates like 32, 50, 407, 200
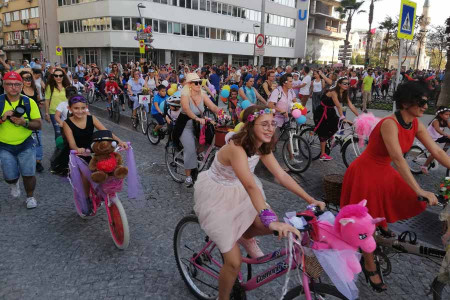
194, 154, 265, 253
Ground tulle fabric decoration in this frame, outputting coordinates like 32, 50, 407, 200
123, 146, 144, 200
354, 113, 380, 147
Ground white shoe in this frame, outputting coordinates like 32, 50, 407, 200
185, 176, 193, 187
238, 237, 264, 258
26, 197, 37, 209
10, 181, 20, 198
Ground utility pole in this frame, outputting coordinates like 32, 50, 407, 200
258, 0, 265, 68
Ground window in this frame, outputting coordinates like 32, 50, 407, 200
153, 19, 159, 32
194, 25, 198, 36
68, 21, 74, 33
168, 22, 172, 33
160, 20, 167, 33
60, 22, 65, 33
227, 5, 232, 16
199, 26, 205, 38
192, 0, 198, 9
161, 0, 168, 4
199, 0, 206, 10
21, 9, 29, 20
181, 24, 186, 35
180, 0, 185, 7
145, 18, 152, 27
211, 1, 217, 13
30, 7, 39, 18
206, 0, 210, 11
232, 6, 238, 17
221, 4, 227, 15
124, 18, 131, 30
210, 28, 216, 39
12, 11, 20, 21
4, 13, 11, 24
111, 17, 123, 30
153, 0, 161, 3
173, 22, 181, 34
241, 8, 246, 19
186, 24, 193, 36
205, 27, 209, 38
220, 29, 226, 40
131, 18, 140, 30
170, 0, 177, 5
186, 0, 191, 9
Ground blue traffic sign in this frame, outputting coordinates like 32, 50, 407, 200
397, 0, 417, 40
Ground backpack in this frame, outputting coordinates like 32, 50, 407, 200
0, 94, 32, 120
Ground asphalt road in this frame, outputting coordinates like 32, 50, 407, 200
0, 103, 448, 300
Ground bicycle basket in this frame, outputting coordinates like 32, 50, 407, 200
101, 177, 124, 194
304, 253, 324, 279
323, 174, 344, 206
214, 126, 233, 147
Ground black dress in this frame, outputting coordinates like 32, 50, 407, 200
65, 115, 95, 150
313, 93, 339, 142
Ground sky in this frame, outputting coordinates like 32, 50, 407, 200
351, 0, 448, 31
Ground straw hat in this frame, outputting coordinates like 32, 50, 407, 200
185, 73, 201, 83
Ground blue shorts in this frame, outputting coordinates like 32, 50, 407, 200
152, 113, 165, 125
0, 137, 36, 180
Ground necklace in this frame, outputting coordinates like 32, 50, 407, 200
395, 110, 412, 129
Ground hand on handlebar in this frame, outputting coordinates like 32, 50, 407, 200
418, 190, 439, 206
269, 222, 301, 240
310, 199, 326, 211
197, 118, 206, 125
118, 141, 128, 149
76, 147, 87, 154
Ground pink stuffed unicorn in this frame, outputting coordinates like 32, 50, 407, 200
312, 200, 384, 281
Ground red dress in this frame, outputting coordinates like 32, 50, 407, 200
340, 117, 426, 227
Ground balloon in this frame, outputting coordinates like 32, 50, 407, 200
234, 122, 244, 132
301, 108, 308, 116
223, 85, 230, 91
231, 84, 239, 90
171, 83, 177, 90
221, 89, 230, 98
292, 109, 301, 119
296, 115, 307, 124
202, 79, 207, 86
221, 96, 228, 104
241, 100, 251, 110
240, 110, 245, 121
167, 88, 175, 96
293, 103, 302, 110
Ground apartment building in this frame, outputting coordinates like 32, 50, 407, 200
0, 0, 41, 62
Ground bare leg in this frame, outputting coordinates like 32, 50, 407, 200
362, 251, 387, 288
242, 215, 273, 239
184, 169, 191, 177
218, 244, 242, 300
320, 141, 327, 156
22, 176, 36, 198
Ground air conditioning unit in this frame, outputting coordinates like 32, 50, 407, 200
21, 19, 30, 24
23, 38, 29, 44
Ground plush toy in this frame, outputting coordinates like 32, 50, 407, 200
311, 200, 384, 281
88, 130, 128, 184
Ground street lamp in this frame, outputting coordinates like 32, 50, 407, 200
137, 3, 146, 59
252, 24, 260, 66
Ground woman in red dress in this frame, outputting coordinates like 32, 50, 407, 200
341, 80, 450, 292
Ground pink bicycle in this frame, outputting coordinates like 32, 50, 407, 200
69, 145, 135, 249
173, 210, 346, 300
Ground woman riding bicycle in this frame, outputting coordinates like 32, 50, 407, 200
194, 105, 325, 300
340, 80, 450, 292
127, 70, 148, 119
173, 73, 220, 187
238, 74, 267, 106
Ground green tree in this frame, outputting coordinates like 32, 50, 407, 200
437, 17, 450, 107
364, 0, 382, 66
427, 25, 447, 70
379, 16, 397, 68
336, 0, 366, 66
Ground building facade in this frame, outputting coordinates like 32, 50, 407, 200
55, 0, 309, 69
306, 0, 346, 65
0, 0, 42, 62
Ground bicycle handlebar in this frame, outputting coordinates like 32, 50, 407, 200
273, 206, 325, 237
417, 194, 447, 206
70, 142, 131, 155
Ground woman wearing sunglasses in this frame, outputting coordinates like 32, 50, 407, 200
44, 68, 71, 139
340, 80, 450, 292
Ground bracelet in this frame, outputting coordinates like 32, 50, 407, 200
259, 208, 278, 228
24, 119, 29, 128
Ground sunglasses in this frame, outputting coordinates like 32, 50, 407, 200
419, 98, 428, 107
341, 82, 349, 86
22, 76, 33, 82
191, 81, 201, 86
53, 74, 64, 78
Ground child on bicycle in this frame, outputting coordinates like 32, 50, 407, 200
150, 84, 168, 136
421, 106, 450, 174
63, 95, 127, 215
164, 94, 181, 146
193, 105, 325, 300
105, 73, 123, 112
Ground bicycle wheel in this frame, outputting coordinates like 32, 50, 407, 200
174, 215, 222, 300
106, 196, 130, 250
300, 127, 322, 160
282, 283, 346, 300
404, 145, 427, 174
146, 121, 161, 145
282, 135, 312, 173
166, 146, 186, 183
431, 276, 449, 300
341, 137, 367, 168
113, 99, 121, 123
87, 89, 94, 104
108, 102, 113, 119
140, 107, 148, 134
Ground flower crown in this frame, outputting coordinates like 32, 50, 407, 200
247, 108, 274, 122
436, 107, 450, 115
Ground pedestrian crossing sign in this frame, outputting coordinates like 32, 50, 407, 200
397, 0, 416, 40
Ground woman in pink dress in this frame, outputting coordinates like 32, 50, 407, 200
194, 105, 325, 300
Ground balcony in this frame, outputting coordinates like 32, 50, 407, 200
308, 28, 346, 40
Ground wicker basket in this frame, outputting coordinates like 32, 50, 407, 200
323, 174, 344, 206
304, 254, 324, 279
214, 126, 233, 148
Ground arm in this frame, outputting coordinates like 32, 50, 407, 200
63, 121, 82, 152
416, 121, 450, 169
263, 81, 271, 97
0, 58, 10, 71
431, 120, 449, 137
346, 98, 359, 117
330, 91, 344, 118
54, 110, 64, 127
381, 119, 437, 204
319, 71, 332, 85
203, 93, 219, 114
260, 153, 325, 210
92, 116, 128, 148
254, 88, 268, 105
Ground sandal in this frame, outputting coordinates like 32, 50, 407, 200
362, 261, 387, 293
377, 226, 396, 238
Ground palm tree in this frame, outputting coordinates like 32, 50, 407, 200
364, 0, 382, 66
437, 17, 450, 106
379, 16, 397, 68
336, 0, 366, 66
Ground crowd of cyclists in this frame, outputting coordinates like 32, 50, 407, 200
0, 56, 449, 299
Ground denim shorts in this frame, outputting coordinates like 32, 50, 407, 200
152, 113, 165, 125
0, 137, 36, 180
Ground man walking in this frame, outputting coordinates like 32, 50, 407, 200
0, 71, 42, 208
298, 66, 312, 106
362, 69, 374, 112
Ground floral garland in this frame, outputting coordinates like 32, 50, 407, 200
440, 177, 450, 200
247, 108, 274, 122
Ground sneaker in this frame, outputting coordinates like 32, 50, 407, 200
319, 154, 333, 161
26, 197, 37, 209
185, 176, 193, 187
238, 237, 264, 258
36, 162, 44, 173
10, 181, 20, 198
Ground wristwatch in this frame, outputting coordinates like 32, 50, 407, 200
24, 119, 29, 128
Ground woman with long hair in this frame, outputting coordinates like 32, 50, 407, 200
313, 77, 359, 161
44, 68, 71, 139
311, 70, 325, 113
127, 70, 148, 118
194, 105, 325, 300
